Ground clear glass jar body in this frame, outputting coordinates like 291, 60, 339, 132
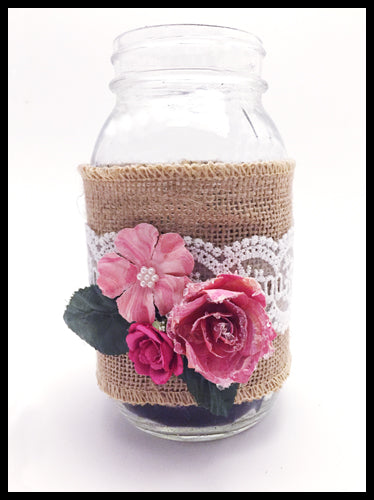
91, 24, 288, 441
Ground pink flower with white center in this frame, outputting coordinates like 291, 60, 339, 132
97, 223, 194, 324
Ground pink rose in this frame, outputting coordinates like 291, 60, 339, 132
97, 223, 194, 324
127, 323, 183, 384
166, 274, 276, 388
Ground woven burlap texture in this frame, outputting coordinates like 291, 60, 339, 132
79, 159, 295, 406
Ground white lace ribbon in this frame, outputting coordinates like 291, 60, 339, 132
85, 225, 293, 335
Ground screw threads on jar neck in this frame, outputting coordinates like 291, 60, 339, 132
109, 24, 268, 97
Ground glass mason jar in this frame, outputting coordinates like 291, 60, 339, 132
86, 24, 293, 441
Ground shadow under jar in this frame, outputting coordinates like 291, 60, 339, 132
84, 24, 294, 441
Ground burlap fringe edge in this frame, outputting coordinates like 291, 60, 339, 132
96, 354, 292, 407
78, 159, 296, 182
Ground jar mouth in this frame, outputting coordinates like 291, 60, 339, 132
112, 24, 265, 57
110, 24, 267, 91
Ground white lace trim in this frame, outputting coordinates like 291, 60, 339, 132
85, 225, 293, 335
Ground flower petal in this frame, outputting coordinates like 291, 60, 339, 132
143, 340, 162, 369
129, 323, 162, 344
166, 293, 209, 352
115, 223, 159, 268
97, 252, 137, 299
128, 350, 150, 377
151, 232, 194, 276
204, 274, 266, 308
153, 275, 188, 316
116, 283, 155, 323
203, 288, 242, 304
159, 341, 174, 370
125, 330, 142, 352
157, 328, 174, 350
172, 352, 184, 376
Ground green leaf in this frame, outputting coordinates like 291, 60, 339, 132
63, 285, 130, 355
179, 358, 239, 417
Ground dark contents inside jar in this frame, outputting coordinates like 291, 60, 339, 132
123, 398, 264, 427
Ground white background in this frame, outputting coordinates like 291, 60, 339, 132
8, 7, 366, 492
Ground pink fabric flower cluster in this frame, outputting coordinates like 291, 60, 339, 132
97, 223, 276, 387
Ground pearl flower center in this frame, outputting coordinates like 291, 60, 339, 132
137, 266, 159, 288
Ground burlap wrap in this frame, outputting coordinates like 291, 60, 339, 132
79, 159, 295, 406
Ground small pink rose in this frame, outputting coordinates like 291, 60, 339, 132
166, 274, 276, 388
126, 323, 184, 384
97, 223, 194, 324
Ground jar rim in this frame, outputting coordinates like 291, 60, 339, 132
112, 23, 266, 58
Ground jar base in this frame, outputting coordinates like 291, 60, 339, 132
116, 393, 277, 441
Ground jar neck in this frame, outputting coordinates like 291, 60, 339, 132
111, 73, 266, 107
109, 24, 267, 105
